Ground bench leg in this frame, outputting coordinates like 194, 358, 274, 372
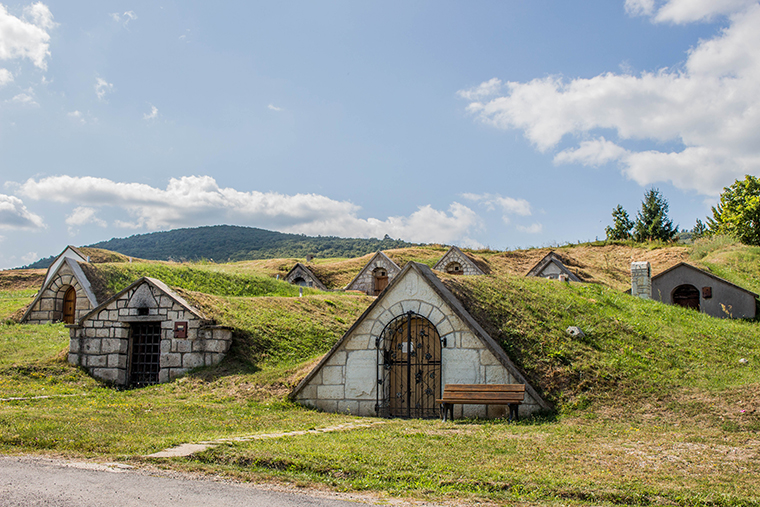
508, 403, 519, 422
440, 403, 453, 422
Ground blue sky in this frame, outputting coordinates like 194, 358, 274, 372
1, 1, 759, 268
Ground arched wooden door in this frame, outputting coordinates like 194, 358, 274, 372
376, 312, 442, 418
672, 284, 700, 311
62, 287, 76, 324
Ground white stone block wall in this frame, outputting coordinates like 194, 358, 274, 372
295, 269, 543, 419
631, 261, 652, 299
24, 263, 93, 324
436, 249, 483, 276
69, 282, 231, 386
347, 257, 401, 295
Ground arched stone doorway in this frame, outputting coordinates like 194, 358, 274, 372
376, 312, 442, 418
373, 267, 388, 295
672, 284, 700, 311
445, 262, 462, 275
62, 286, 76, 324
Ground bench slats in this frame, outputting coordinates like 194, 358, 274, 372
438, 384, 526, 422
443, 384, 524, 393
437, 394, 524, 403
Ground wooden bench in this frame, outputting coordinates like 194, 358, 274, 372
436, 384, 525, 422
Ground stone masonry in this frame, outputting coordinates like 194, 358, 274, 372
23, 258, 97, 324
345, 251, 401, 295
68, 277, 231, 386
293, 263, 548, 419
631, 261, 652, 299
433, 246, 485, 276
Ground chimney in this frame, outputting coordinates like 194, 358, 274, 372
631, 261, 651, 299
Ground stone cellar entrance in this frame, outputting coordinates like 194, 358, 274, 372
62, 287, 76, 324
376, 311, 442, 418
129, 322, 162, 387
673, 284, 700, 311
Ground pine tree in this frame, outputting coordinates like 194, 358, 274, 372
605, 204, 633, 240
633, 188, 677, 242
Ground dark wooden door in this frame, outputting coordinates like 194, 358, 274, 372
374, 275, 389, 295
383, 313, 441, 418
62, 287, 76, 324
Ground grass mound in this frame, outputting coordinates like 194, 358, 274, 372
445, 273, 760, 415
94, 262, 317, 298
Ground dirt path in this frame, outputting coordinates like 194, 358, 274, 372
146, 421, 387, 458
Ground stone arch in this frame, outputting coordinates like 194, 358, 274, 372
672, 284, 700, 311
376, 311, 442, 418
445, 262, 462, 275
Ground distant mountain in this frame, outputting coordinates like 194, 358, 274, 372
23, 226, 419, 268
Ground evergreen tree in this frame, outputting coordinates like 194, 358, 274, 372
633, 188, 677, 242
692, 218, 707, 238
706, 175, 760, 246
605, 204, 633, 240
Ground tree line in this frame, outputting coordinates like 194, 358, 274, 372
606, 175, 760, 245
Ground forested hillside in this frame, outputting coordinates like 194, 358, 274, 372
23, 225, 417, 268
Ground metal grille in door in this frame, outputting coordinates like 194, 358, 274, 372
130, 323, 161, 387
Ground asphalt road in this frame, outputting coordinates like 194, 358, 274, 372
0, 456, 378, 507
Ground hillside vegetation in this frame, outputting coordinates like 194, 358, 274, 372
1, 237, 759, 505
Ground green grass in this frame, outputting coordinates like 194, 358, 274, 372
0, 289, 36, 320
187, 293, 373, 367
446, 274, 760, 405
2, 241, 760, 505
191, 419, 760, 506
0, 322, 69, 368
96, 262, 319, 298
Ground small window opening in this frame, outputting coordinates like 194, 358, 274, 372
138, 307, 150, 316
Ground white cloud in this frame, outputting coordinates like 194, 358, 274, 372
553, 137, 629, 167
652, 0, 756, 24
143, 104, 158, 120
18, 175, 482, 244
95, 77, 113, 101
625, 0, 655, 17
0, 194, 45, 229
463, 192, 532, 216
516, 223, 543, 234
68, 110, 85, 123
268, 104, 282, 111
456, 77, 503, 101
9, 92, 37, 106
0, 2, 54, 70
65, 206, 106, 234
21, 251, 37, 263
110, 10, 137, 26
459, 3, 760, 196
0, 68, 12, 86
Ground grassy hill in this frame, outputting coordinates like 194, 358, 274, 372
1, 237, 759, 505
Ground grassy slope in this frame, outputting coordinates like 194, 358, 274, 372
2, 238, 760, 505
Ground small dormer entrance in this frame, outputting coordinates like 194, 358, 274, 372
62, 287, 76, 324
373, 267, 388, 296
672, 284, 700, 311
